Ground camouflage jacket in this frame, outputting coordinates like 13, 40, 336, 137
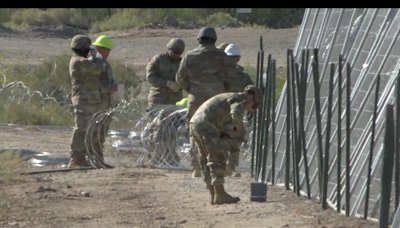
146, 52, 182, 104
94, 58, 115, 108
190, 92, 247, 138
175, 44, 237, 103
226, 65, 254, 92
69, 53, 104, 106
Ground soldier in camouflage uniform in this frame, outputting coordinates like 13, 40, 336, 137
223, 44, 254, 177
146, 38, 185, 107
189, 85, 263, 205
67, 34, 117, 168
88, 35, 118, 168
175, 27, 237, 178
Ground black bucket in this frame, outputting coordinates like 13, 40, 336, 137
250, 182, 267, 202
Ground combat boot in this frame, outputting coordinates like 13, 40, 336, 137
213, 184, 240, 205
208, 186, 215, 205
191, 168, 201, 178
67, 154, 91, 168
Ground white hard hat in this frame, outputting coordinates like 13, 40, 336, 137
224, 44, 240, 56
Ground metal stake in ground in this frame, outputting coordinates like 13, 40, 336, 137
260, 54, 272, 181
290, 53, 300, 196
296, 49, 311, 198
251, 50, 261, 179
322, 63, 335, 209
364, 73, 380, 219
336, 54, 344, 213
345, 62, 351, 217
285, 49, 292, 190
271, 59, 277, 185
395, 70, 400, 211
311, 48, 324, 199
379, 104, 395, 228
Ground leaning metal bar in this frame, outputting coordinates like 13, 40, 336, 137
297, 9, 357, 189
303, 9, 379, 155
349, 68, 400, 216
345, 20, 400, 215
325, 8, 384, 201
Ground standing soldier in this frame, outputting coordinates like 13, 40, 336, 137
146, 38, 185, 107
88, 34, 118, 168
175, 27, 236, 178
189, 85, 263, 205
67, 34, 117, 168
223, 44, 254, 177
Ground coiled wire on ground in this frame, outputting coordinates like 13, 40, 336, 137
85, 100, 255, 171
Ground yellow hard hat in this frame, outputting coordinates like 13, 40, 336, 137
92, 35, 114, 50
176, 98, 188, 107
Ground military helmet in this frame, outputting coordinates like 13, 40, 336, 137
70, 35, 91, 49
217, 42, 229, 50
243, 85, 263, 109
197, 27, 217, 41
166, 38, 185, 54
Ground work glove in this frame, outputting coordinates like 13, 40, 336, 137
166, 80, 181, 92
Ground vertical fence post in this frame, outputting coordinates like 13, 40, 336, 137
296, 50, 310, 198
256, 49, 265, 180
337, 54, 343, 213
379, 104, 395, 228
261, 54, 272, 182
271, 59, 277, 185
322, 63, 335, 209
345, 62, 351, 217
290, 53, 301, 196
395, 70, 400, 211
251, 50, 261, 179
311, 48, 324, 199
364, 73, 380, 219
285, 49, 292, 190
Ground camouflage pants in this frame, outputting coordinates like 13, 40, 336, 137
226, 139, 241, 167
187, 100, 202, 170
189, 122, 229, 187
69, 104, 110, 159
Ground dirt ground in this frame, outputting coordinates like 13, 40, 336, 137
0, 25, 296, 76
0, 26, 379, 227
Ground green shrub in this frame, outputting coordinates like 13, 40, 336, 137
8, 8, 78, 28
0, 8, 20, 24
200, 12, 238, 27
72, 8, 115, 25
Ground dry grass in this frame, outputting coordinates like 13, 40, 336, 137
0, 150, 25, 184
0, 51, 141, 126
